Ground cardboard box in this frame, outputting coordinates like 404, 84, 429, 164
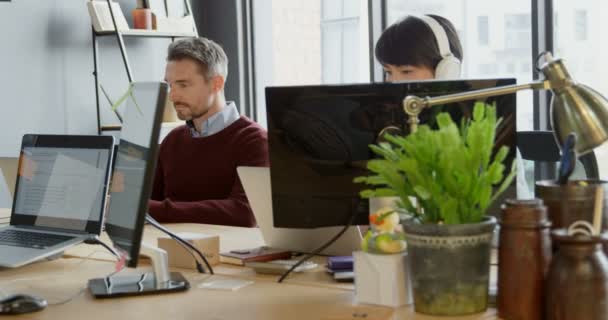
157, 232, 220, 269
354, 250, 412, 308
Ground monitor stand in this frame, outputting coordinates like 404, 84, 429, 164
87, 243, 189, 298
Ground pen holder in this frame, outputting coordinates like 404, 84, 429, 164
535, 179, 608, 252
353, 250, 412, 308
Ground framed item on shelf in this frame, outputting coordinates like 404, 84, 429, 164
87, 0, 129, 32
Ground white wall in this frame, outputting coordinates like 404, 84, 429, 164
0, 0, 170, 157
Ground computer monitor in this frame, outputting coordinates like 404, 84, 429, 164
265, 78, 516, 228
88, 82, 189, 298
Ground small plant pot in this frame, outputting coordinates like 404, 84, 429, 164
402, 216, 496, 316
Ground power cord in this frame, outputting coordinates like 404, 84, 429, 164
150, 223, 207, 274
277, 209, 359, 283
48, 268, 123, 306
0, 250, 117, 307
145, 214, 214, 275
170, 235, 207, 274
84, 236, 120, 259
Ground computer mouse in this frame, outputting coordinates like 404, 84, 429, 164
0, 294, 47, 315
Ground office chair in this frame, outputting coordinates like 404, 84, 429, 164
517, 131, 599, 179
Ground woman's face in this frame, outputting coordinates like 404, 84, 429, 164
383, 64, 434, 82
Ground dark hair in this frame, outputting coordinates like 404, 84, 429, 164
167, 37, 228, 80
375, 14, 463, 70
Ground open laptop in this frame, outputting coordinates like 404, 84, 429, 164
238, 166, 362, 256
0, 134, 114, 268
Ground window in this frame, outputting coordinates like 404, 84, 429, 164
505, 14, 531, 50
321, 0, 364, 83
478, 16, 489, 45
386, 0, 534, 192
554, 3, 608, 178
251, 0, 369, 127
574, 10, 588, 41
385, 0, 533, 131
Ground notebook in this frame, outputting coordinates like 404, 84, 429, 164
0, 134, 114, 268
220, 246, 292, 266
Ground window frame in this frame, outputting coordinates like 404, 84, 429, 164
245, 0, 557, 180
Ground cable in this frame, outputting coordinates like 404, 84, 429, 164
169, 234, 207, 274
145, 214, 214, 274
150, 224, 207, 274
47, 287, 86, 306
0, 250, 117, 305
277, 210, 359, 283
84, 236, 120, 258
48, 268, 122, 306
146, 216, 211, 274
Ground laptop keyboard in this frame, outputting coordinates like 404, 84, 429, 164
0, 229, 75, 249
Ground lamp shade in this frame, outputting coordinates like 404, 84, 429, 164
542, 56, 608, 155
551, 83, 608, 155
541, 54, 608, 154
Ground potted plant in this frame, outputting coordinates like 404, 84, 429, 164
355, 102, 515, 316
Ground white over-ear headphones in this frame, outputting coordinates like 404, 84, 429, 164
417, 15, 461, 79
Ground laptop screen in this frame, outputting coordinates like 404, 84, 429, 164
11, 134, 114, 234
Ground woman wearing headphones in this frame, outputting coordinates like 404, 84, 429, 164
375, 14, 463, 81
376, 14, 527, 208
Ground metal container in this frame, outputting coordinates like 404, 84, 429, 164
497, 199, 552, 320
546, 230, 608, 320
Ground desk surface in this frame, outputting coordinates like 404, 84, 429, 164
0, 220, 500, 320
0, 208, 9, 224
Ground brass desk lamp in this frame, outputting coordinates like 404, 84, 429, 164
403, 52, 608, 155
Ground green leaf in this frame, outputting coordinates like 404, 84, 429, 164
354, 102, 513, 225
490, 159, 517, 205
413, 185, 431, 200
473, 102, 485, 121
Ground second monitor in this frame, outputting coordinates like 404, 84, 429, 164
88, 82, 189, 298
265, 78, 516, 229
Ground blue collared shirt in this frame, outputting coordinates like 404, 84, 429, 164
186, 101, 240, 137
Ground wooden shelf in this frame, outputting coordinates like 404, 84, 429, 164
94, 29, 197, 38
90, 0, 197, 135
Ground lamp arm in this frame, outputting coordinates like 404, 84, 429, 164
403, 80, 551, 132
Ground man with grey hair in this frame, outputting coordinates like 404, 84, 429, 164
148, 37, 268, 227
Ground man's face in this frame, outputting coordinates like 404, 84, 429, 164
383, 64, 434, 82
164, 59, 219, 121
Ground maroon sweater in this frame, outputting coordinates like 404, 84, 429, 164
148, 116, 269, 227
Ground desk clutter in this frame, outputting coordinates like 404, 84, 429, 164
326, 256, 354, 282
219, 246, 291, 266
493, 180, 608, 320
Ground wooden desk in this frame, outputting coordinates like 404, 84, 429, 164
0, 223, 500, 319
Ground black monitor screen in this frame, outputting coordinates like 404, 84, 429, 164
266, 79, 516, 228
105, 82, 166, 267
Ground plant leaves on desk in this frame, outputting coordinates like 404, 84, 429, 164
355, 102, 516, 225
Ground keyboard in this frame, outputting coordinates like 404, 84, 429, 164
0, 229, 75, 249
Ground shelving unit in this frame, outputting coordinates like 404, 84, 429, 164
91, 0, 198, 134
